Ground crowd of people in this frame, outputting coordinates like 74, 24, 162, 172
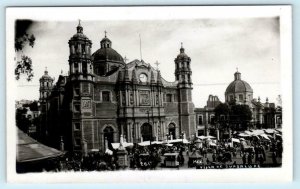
29, 134, 282, 172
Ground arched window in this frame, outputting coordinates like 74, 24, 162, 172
141, 123, 152, 141
102, 91, 110, 102
166, 94, 172, 102
168, 123, 176, 139
198, 115, 203, 125
239, 94, 243, 101
103, 126, 114, 149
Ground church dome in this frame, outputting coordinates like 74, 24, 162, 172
225, 71, 253, 94
92, 35, 124, 63
176, 46, 190, 60
69, 21, 90, 41
92, 47, 124, 62
40, 69, 53, 81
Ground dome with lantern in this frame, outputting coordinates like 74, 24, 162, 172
225, 71, 253, 104
92, 33, 124, 63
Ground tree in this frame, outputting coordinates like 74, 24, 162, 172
16, 107, 30, 133
214, 103, 252, 132
230, 104, 252, 131
15, 20, 36, 81
214, 103, 230, 126
214, 103, 230, 119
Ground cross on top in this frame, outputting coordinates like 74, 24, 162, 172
155, 61, 160, 70
236, 67, 239, 72
78, 19, 81, 26
124, 56, 128, 63
181, 42, 183, 48
104, 30, 107, 37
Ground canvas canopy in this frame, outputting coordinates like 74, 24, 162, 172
111, 142, 134, 149
231, 138, 240, 143
167, 139, 190, 144
17, 129, 63, 163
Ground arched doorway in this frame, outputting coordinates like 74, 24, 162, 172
103, 126, 114, 149
141, 123, 152, 141
168, 123, 176, 139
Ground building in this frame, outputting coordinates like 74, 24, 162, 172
194, 95, 220, 136
195, 71, 282, 139
39, 22, 196, 152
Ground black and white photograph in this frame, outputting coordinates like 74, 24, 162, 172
6, 6, 292, 183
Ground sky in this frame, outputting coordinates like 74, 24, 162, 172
16, 18, 281, 107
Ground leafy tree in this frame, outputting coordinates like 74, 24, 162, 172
15, 107, 30, 133
230, 104, 252, 131
214, 103, 252, 132
214, 103, 230, 119
214, 103, 230, 134
15, 20, 36, 81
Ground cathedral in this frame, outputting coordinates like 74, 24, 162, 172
39, 22, 196, 152
38, 22, 282, 152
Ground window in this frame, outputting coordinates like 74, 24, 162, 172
230, 95, 234, 101
239, 94, 243, 101
130, 93, 134, 105
210, 115, 215, 124
82, 44, 86, 53
82, 83, 90, 94
82, 62, 87, 74
75, 138, 81, 146
166, 94, 172, 102
74, 63, 79, 73
74, 123, 80, 130
110, 65, 117, 71
156, 94, 159, 105
102, 91, 110, 102
198, 115, 203, 125
74, 104, 80, 112
74, 83, 80, 95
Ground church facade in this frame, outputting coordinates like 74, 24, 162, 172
39, 23, 196, 152
38, 22, 282, 152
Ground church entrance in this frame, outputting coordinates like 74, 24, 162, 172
168, 123, 176, 139
141, 123, 152, 141
103, 126, 114, 149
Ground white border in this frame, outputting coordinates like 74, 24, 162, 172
6, 6, 292, 183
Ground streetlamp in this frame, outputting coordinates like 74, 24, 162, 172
166, 133, 169, 143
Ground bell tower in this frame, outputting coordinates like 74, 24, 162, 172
174, 43, 196, 140
39, 67, 54, 140
39, 68, 54, 103
175, 43, 192, 88
68, 21, 95, 152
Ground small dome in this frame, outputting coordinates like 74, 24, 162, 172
69, 21, 90, 41
175, 44, 190, 60
92, 35, 124, 63
71, 32, 89, 40
92, 47, 124, 63
100, 37, 112, 44
225, 72, 253, 94
40, 70, 53, 81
